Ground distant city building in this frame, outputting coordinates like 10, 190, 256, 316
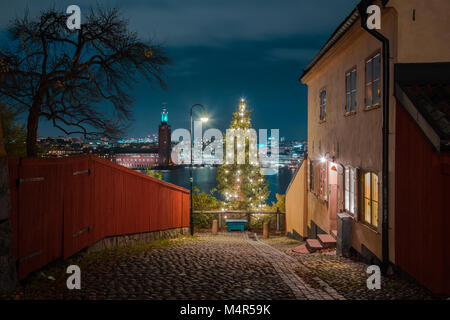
158, 107, 171, 166
109, 153, 159, 169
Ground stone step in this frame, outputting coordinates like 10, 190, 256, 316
292, 244, 310, 254
306, 239, 323, 252
331, 230, 338, 240
317, 234, 337, 249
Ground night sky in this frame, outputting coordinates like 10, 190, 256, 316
0, 0, 360, 141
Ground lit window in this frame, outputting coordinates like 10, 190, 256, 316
344, 167, 356, 215
345, 68, 357, 113
365, 53, 381, 107
319, 89, 326, 121
363, 172, 378, 227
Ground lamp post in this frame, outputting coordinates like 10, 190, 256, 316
190, 104, 208, 236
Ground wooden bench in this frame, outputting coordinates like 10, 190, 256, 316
225, 219, 248, 232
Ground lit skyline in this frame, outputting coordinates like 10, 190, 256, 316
0, 0, 360, 141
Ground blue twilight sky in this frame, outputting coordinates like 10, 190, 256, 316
0, 0, 360, 141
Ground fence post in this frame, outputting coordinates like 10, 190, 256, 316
247, 212, 251, 231
218, 213, 222, 229
212, 219, 218, 235
263, 222, 269, 239
276, 207, 280, 232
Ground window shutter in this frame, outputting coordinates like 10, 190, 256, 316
316, 162, 319, 195
355, 167, 361, 221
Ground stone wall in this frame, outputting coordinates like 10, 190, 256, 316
87, 227, 190, 252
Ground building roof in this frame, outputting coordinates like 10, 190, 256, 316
395, 63, 450, 151
300, 8, 360, 81
299, 0, 388, 81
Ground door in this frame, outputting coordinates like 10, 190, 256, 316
328, 163, 339, 231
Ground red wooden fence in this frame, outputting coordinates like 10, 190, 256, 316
7, 155, 190, 280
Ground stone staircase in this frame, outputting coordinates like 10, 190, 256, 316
292, 231, 337, 254
331, 230, 337, 240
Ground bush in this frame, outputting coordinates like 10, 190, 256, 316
192, 187, 224, 229
271, 193, 286, 212
250, 214, 275, 229
193, 213, 213, 229
146, 168, 162, 180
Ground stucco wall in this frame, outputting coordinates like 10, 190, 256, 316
299, 0, 448, 262
285, 160, 308, 239
307, 192, 329, 234
302, 8, 398, 261
389, 0, 450, 63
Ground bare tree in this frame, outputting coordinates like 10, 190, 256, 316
0, 6, 170, 156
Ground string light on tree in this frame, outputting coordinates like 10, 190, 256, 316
216, 97, 270, 210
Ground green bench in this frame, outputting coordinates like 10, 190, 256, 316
225, 219, 248, 232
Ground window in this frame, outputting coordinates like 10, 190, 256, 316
319, 161, 327, 201
345, 68, 357, 113
310, 160, 327, 201
365, 53, 381, 107
319, 89, 326, 121
363, 172, 378, 227
344, 167, 356, 215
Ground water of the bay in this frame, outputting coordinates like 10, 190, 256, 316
149, 166, 296, 204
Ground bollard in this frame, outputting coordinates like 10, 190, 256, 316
263, 222, 269, 239
212, 219, 218, 235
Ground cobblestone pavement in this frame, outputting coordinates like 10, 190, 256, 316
2, 232, 442, 300
281, 245, 443, 300
247, 233, 344, 300
1, 232, 341, 300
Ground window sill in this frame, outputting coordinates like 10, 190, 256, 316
310, 192, 328, 204
364, 103, 381, 111
343, 210, 356, 219
344, 111, 357, 117
358, 221, 380, 234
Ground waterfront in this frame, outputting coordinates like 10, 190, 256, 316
150, 167, 296, 204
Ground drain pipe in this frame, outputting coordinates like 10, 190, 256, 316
357, 0, 390, 273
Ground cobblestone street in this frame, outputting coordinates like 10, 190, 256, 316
1, 232, 442, 300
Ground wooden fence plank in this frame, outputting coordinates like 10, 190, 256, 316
9, 155, 189, 279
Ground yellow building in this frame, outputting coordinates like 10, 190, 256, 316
287, 0, 450, 269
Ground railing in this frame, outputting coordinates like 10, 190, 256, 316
8, 155, 190, 279
192, 209, 286, 232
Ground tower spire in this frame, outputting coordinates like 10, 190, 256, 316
161, 103, 168, 124
158, 103, 171, 166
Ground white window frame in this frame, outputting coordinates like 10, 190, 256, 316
344, 166, 356, 216
319, 88, 326, 122
365, 52, 381, 108
345, 68, 357, 113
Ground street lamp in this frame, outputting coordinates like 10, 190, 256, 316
190, 104, 208, 236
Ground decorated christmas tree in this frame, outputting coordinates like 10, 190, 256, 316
216, 98, 270, 210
